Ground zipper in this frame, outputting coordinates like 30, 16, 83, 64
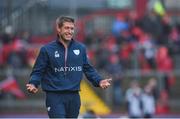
64, 47, 68, 77
60, 39, 71, 79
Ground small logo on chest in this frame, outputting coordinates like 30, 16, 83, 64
55, 51, 60, 58
73, 49, 80, 55
47, 107, 51, 111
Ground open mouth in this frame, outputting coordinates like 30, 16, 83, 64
65, 33, 72, 37
66, 34, 72, 37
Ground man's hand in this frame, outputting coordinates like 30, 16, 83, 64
99, 78, 112, 89
26, 84, 38, 94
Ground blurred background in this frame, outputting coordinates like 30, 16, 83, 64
0, 0, 180, 118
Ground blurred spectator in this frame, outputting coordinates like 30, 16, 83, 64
0, 70, 26, 99
106, 35, 119, 53
95, 41, 111, 69
156, 90, 170, 115
168, 26, 180, 54
139, 33, 157, 69
160, 14, 172, 45
139, 11, 162, 40
155, 46, 174, 94
127, 11, 139, 30
106, 53, 123, 106
0, 26, 29, 69
125, 80, 143, 118
142, 83, 156, 118
118, 37, 134, 70
148, 78, 159, 100
1, 25, 14, 44
18, 31, 31, 44
112, 14, 129, 39
1, 27, 15, 67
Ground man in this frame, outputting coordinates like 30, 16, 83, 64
26, 16, 112, 118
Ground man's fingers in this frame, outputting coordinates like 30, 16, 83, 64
26, 84, 38, 93
32, 88, 38, 93
27, 85, 33, 91
27, 87, 33, 92
99, 78, 112, 89
26, 84, 31, 88
28, 88, 38, 93
27, 86, 32, 91
26, 84, 30, 86
102, 85, 108, 89
107, 78, 112, 83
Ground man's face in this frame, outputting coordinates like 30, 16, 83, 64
57, 22, 75, 41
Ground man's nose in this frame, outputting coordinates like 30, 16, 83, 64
68, 29, 74, 34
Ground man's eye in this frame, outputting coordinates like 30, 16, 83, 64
64, 26, 74, 30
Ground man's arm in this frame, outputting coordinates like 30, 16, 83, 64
83, 46, 111, 88
26, 47, 48, 93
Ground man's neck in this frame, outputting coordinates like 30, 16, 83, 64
59, 37, 71, 48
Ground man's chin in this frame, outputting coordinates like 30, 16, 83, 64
65, 38, 72, 41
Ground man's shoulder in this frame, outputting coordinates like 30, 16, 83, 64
43, 40, 57, 48
39, 40, 57, 52
46, 40, 57, 46
73, 40, 86, 49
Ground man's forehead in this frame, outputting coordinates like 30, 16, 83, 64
63, 22, 74, 26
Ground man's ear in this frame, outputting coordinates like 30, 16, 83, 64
56, 25, 61, 33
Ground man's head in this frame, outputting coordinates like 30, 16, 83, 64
56, 16, 75, 41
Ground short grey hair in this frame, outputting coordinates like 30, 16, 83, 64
56, 16, 75, 28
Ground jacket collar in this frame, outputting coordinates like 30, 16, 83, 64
56, 37, 74, 48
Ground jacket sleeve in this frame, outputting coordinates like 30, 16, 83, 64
29, 47, 48, 87
83, 46, 103, 87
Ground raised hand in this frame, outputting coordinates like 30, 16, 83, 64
26, 84, 38, 94
99, 78, 112, 89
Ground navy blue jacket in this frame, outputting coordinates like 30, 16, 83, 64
29, 38, 102, 91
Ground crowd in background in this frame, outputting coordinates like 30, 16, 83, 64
125, 77, 170, 118
0, 10, 180, 116
83, 10, 179, 116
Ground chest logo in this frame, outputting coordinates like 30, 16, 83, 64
55, 51, 60, 58
73, 49, 80, 55
47, 107, 51, 111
